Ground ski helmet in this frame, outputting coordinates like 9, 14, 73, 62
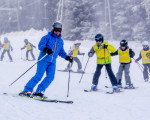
4, 37, 8, 41
142, 41, 149, 46
95, 34, 104, 42
52, 22, 62, 32
120, 40, 128, 47
74, 40, 81, 45
24, 39, 28, 43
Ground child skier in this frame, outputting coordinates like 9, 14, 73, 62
19, 22, 73, 98
111, 40, 135, 88
88, 33, 119, 92
0, 37, 13, 62
21, 39, 36, 61
65, 40, 85, 73
135, 41, 150, 82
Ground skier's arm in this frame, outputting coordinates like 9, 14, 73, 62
129, 49, 135, 58
21, 45, 26, 50
58, 41, 68, 59
135, 52, 142, 61
111, 50, 118, 56
31, 43, 36, 48
78, 50, 85, 55
88, 47, 95, 57
107, 44, 116, 53
9, 42, 13, 51
30, 43, 36, 48
38, 36, 49, 51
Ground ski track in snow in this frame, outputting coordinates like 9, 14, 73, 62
0, 31, 150, 120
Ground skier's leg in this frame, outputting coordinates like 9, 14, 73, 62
30, 49, 36, 60
36, 63, 56, 93
7, 50, 13, 61
74, 57, 82, 69
1, 50, 6, 60
148, 63, 150, 80
92, 64, 103, 85
106, 64, 118, 86
23, 61, 48, 92
116, 64, 124, 86
124, 64, 132, 86
143, 64, 148, 81
26, 50, 29, 60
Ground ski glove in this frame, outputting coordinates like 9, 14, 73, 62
129, 53, 134, 58
102, 44, 108, 49
65, 56, 73, 63
43, 48, 53, 55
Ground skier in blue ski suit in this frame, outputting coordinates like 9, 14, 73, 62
19, 22, 73, 97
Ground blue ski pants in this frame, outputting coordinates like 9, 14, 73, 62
24, 60, 56, 93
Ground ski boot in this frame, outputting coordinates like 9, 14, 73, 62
64, 68, 73, 72
144, 78, 148, 82
91, 84, 98, 91
19, 91, 32, 97
77, 69, 84, 73
32, 93, 47, 99
113, 86, 120, 93
124, 84, 135, 89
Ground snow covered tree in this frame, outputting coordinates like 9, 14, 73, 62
63, 0, 103, 40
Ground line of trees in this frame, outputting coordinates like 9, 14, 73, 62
63, 0, 150, 41
0, 0, 59, 35
0, 0, 150, 41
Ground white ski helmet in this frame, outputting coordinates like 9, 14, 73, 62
142, 41, 149, 46
74, 40, 81, 45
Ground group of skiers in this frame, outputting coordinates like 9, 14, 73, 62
18, 22, 150, 98
0, 37, 36, 62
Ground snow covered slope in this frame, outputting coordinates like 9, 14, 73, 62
0, 30, 149, 120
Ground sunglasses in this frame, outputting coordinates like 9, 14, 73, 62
54, 30, 61, 32
96, 40, 102, 42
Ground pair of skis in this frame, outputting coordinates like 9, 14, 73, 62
3, 93, 73, 104
57, 70, 93, 74
84, 89, 123, 94
84, 85, 138, 94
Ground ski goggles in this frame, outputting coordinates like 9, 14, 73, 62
54, 28, 62, 32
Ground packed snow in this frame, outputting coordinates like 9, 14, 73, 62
0, 29, 149, 120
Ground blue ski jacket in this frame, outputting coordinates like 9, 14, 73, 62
38, 31, 67, 63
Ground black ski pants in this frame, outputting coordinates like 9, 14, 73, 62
92, 64, 118, 86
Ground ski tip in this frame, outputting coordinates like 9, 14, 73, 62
84, 90, 91, 92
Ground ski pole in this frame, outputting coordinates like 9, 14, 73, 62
133, 57, 150, 77
67, 62, 71, 97
79, 57, 90, 83
104, 43, 108, 80
133, 58, 144, 72
9, 54, 48, 87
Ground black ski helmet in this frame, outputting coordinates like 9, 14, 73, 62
95, 34, 104, 42
52, 22, 62, 32
120, 40, 128, 47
